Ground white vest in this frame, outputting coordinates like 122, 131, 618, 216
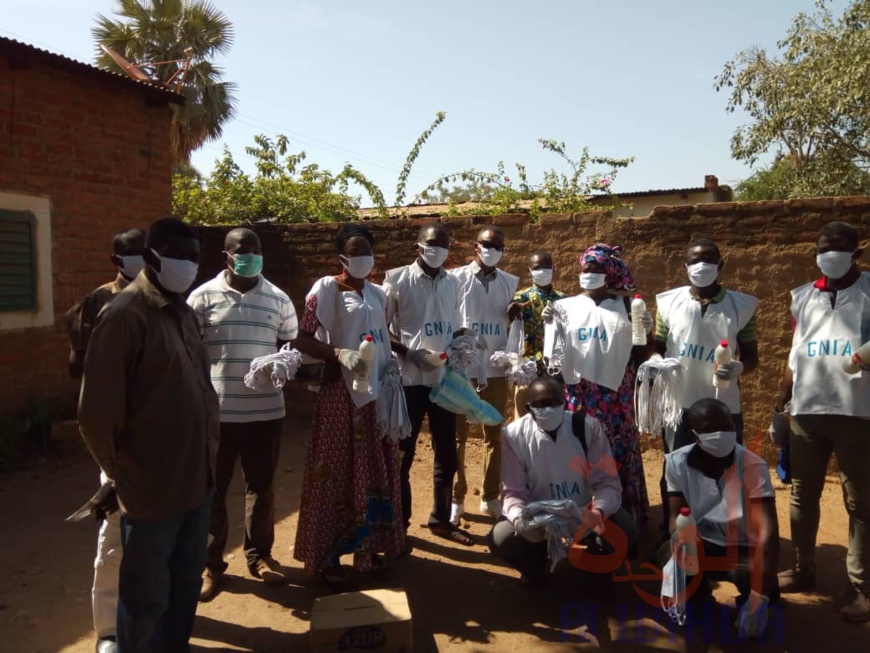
545, 294, 633, 391
307, 277, 392, 408
502, 413, 594, 507
382, 263, 460, 387
789, 273, 870, 417
665, 444, 773, 548
450, 263, 519, 379
656, 287, 757, 413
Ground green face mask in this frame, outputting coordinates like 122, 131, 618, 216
231, 253, 263, 278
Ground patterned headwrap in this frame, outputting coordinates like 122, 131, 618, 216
580, 243, 636, 293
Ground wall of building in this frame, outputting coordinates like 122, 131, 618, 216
195, 196, 870, 458
610, 191, 713, 218
0, 56, 174, 418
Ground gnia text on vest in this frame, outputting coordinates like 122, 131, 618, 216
806, 338, 853, 358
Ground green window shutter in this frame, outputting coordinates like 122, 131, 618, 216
0, 210, 37, 312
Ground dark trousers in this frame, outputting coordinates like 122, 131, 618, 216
208, 419, 283, 572
118, 491, 212, 653
660, 411, 744, 531
655, 538, 780, 604
400, 385, 458, 528
487, 508, 639, 579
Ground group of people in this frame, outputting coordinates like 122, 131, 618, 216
66, 216, 870, 651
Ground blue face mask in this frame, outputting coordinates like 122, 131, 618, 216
231, 253, 263, 278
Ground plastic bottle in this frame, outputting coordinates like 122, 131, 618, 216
674, 506, 700, 575
842, 341, 870, 374
352, 335, 376, 392
631, 294, 647, 345
425, 351, 448, 367
713, 339, 732, 389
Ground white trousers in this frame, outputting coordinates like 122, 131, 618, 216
92, 472, 122, 638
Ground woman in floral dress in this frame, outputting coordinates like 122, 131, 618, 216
550, 243, 652, 531
293, 224, 405, 585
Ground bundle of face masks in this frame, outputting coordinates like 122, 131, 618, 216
661, 544, 689, 626
376, 359, 412, 442
489, 318, 538, 386
635, 355, 685, 433
445, 333, 489, 380
244, 344, 303, 391
515, 499, 584, 572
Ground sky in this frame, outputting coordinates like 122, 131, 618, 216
2, 0, 847, 203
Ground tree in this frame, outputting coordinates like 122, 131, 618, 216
717, 0, 870, 198
93, 0, 238, 164
413, 139, 633, 219
173, 134, 387, 224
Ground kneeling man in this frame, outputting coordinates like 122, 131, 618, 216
488, 377, 638, 584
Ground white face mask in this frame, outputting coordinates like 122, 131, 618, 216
816, 250, 855, 280
693, 430, 737, 458
477, 246, 503, 267
579, 272, 606, 290
341, 255, 375, 280
530, 268, 553, 287
119, 255, 145, 280
686, 261, 720, 288
530, 405, 564, 431
150, 249, 198, 294
418, 244, 449, 269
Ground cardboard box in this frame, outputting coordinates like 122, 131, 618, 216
310, 589, 412, 652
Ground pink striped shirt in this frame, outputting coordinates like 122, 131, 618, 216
501, 412, 622, 523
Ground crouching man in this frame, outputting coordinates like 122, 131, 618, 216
659, 398, 780, 636
487, 377, 638, 585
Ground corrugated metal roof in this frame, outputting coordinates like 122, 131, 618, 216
0, 36, 184, 103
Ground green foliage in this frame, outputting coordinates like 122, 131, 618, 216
736, 156, 870, 201
173, 135, 388, 224
413, 139, 633, 220
718, 0, 870, 197
394, 111, 447, 213
93, 0, 238, 163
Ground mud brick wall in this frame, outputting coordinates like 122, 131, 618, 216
0, 49, 174, 418
194, 196, 870, 459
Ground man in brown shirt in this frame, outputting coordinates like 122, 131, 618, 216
79, 217, 219, 652
66, 228, 146, 379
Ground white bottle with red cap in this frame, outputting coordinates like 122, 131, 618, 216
352, 335, 376, 392
713, 339, 732, 389
631, 294, 647, 346
425, 351, 448, 367
843, 341, 870, 374
674, 506, 699, 575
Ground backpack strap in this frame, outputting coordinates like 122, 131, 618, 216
571, 408, 588, 457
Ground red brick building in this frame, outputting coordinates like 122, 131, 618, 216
0, 37, 180, 418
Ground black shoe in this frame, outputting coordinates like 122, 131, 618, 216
777, 567, 816, 594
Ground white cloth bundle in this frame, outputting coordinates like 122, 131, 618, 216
446, 333, 488, 381
635, 355, 685, 434
377, 359, 412, 442
661, 544, 688, 626
490, 318, 538, 386
244, 344, 303, 391
516, 499, 584, 572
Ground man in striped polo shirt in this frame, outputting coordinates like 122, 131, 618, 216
188, 228, 298, 600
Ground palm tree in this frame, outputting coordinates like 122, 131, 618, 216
93, 0, 238, 164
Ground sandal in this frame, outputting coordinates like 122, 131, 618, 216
429, 524, 474, 546
317, 563, 350, 590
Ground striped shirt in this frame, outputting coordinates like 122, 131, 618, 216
501, 412, 622, 523
188, 272, 298, 423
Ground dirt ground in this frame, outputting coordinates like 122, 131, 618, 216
1, 419, 869, 653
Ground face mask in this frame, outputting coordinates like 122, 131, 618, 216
693, 430, 737, 458
686, 262, 719, 288
530, 405, 564, 431
150, 250, 198, 294
341, 255, 374, 279
816, 250, 855, 280
418, 244, 449, 269
579, 272, 606, 290
118, 255, 145, 280
230, 253, 263, 278
530, 268, 553, 287
478, 245, 503, 267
